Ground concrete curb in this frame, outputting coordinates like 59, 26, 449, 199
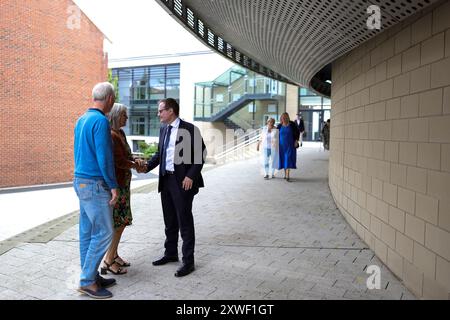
0, 163, 222, 256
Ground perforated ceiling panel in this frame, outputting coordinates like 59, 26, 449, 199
157, 0, 438, 91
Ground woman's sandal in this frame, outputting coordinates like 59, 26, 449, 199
100, 260, 127, 275
114, 255, 130, 267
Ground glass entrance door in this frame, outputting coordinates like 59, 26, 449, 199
299, 110, 330, 142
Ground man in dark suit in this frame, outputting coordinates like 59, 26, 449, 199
142, 98, 206, 277
295, 113, 305, 146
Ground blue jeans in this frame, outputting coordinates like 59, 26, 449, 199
264, 148, 275, 175
74, 178, 113, 287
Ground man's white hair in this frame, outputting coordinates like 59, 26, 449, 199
92, 82, 115, 102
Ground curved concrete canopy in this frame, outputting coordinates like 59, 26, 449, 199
157, 0, 438, 96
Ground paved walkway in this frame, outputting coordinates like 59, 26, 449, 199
0, 145, 416, 300
0, 174, 158, 242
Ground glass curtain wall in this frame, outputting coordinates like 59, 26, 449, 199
112, 64, 180, 137
298, 87, 331, 141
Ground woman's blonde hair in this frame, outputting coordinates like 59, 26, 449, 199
280, 112, 290, 124
267, 117, 275, 125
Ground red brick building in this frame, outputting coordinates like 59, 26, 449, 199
0, 0, 108, 187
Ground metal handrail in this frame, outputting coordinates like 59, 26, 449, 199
214, 130, 261, 161
217, 128, 261, 152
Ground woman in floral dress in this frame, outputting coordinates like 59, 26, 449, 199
101, 103, 143, 275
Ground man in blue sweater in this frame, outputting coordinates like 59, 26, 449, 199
73, 82, 118, 299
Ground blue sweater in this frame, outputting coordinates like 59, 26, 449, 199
74, 108, 118, 189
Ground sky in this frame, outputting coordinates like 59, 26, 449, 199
73, 0, 210, 59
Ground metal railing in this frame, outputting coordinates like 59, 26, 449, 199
194, 70, 285, 120
213, 128, 261, 163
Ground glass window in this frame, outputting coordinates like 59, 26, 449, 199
150, 66, 166, 100
195, 86, 204, 104
113, 64, 180, 137
131, 67, 149, 100
149, 107, 159, 137
166, 81, 179, 99
118, 68, 132, 83
195, 102, 204, 118
299, 87, 316, 96
300, 96, 322, 106
166, 64, 180, 82
298, 86, 331, 110
133, 87, 148, 100
204, 87, 212, 104
216, 94, 224, 102
116, 68, 132, 105
324, 110, 331, 122
166, 64, 180, 99
133, 68, 148, 85
230, 71, 242, 83
131, 116, 146, 136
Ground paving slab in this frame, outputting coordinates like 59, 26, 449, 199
0, 145, 415, 300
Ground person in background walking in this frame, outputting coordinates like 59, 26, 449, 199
295, 113, 305, 147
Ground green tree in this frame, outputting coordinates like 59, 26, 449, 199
108, 69, 119, 100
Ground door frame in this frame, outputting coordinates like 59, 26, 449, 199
298, 109, 325, 142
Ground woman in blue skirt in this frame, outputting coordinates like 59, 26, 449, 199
277, 112, 299, 182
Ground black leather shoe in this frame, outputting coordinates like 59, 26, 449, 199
96, 275, 116, 288
152, 256, 179, 266
174, 263, 195, 277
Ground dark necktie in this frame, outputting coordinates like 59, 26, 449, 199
161, 125, 172, 176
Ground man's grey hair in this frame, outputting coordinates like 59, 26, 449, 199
108, 103, 128, 130
92, 82, 115, 102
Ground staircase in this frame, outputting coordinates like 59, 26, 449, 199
194, 65, 284, 126
223, 118, 241, 130
209, 93, 278, 122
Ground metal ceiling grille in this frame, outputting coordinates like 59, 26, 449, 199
157, 0, 437, 93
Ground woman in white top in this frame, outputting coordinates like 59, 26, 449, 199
257, 118, 279, 179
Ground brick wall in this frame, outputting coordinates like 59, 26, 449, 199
0, 0, 107, 187
330, 0, 450, 299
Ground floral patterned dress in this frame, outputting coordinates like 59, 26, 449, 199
111, 129, 133, 228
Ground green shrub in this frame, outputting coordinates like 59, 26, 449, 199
138, 141, 158, 159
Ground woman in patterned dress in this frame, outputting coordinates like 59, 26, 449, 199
101, 103, 143, 275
